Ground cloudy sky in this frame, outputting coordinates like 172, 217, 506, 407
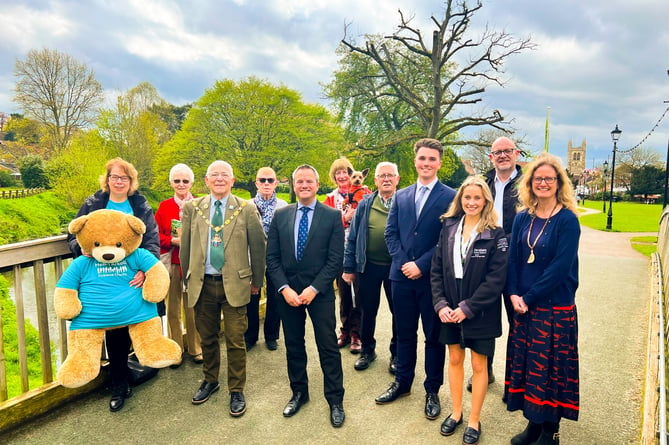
2, 0, 669, 166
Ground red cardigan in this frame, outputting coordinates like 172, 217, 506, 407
155, 197, 183, 265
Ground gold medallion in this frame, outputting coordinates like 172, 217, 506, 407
527, 250, 535, 264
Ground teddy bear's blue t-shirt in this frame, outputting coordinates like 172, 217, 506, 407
57, 248, 160, 330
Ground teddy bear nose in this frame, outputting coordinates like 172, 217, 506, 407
102, 253, 115, 261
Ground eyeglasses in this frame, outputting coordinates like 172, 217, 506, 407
376, 174, 397, 179
108, 175, 130, 183
532, 176, 557, 185
172, 179, 190, 184
491, 149, 515, 157
257, 178, 275, 184
208, 172, 231, 179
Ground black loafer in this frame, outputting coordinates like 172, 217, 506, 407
375, 381, 410, 404
265, 339, 278, 351
425, 392, 441, 420
229, 391, 246, 417
109, 386, 132, 412
283, 391, 309, 417
330, 403, 345, 427
192, 380, 220, 405
354, 352, 377, 370
462, 423, 481, 445
440, 414, 463, 436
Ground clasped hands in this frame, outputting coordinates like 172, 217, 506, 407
282, 286, 316, 307
438, 306, 465, 324
510, 294, 528, 314
401, 261, 422, 280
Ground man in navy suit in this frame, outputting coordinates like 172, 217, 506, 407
266, 164, 346, 428
375, 138, 456, 421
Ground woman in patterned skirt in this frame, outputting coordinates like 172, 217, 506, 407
505, 153, 580, 445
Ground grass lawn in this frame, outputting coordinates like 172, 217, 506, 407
579, 200, 663, 232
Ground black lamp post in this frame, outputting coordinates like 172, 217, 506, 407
606, 125, 622, 230
602, 160, 609, 213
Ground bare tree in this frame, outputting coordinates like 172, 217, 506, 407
13, 48, 104, 154
339, 0, 536, 146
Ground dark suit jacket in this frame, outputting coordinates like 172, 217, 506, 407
266, 201, 344, 299
385, 182, 456, 281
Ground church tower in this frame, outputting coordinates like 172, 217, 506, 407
567, 139, 586, 175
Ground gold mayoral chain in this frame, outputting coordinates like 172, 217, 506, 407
193, 200, 247, 239
526, 203, 559, 264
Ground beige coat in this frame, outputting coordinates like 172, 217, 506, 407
180, 194, 266, 308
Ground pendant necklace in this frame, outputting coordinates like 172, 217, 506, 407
526, 202, 559, 264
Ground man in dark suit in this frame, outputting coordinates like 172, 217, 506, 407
375, 138, 456, 422
180, 160, 266, 416
266, 164, 346, 428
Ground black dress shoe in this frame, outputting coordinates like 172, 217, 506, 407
354, 351, 376, 370
109, 386, 132, 412
330, 403, 345, 428
265, 339, 278, 351
424, 392, 441, 420
462, 423, 481, 445
375, 381, 410, 404
439, 413, 463, 436
283, 392, 309, 417
245, 340, 256, 351
388, 356, 397, 375
229, 391, 246, 417
192, 380, 220, 405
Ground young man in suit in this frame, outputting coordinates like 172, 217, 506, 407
266, 164, 346, 428
180, 160, 266, 416
375, 138, 456, 421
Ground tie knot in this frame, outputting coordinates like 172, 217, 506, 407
215, 200, 222, 207
300, 206, 311, 213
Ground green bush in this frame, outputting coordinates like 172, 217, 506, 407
0, 171, 17, 187
1, 275, 50, 398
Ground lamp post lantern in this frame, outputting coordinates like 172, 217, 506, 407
606, 125, 622, 230
602, 160, 609, 213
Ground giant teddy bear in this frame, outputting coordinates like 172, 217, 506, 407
54, 209, 182, 388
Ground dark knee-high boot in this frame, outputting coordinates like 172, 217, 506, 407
531, 421, 560, 445
511, 421, 542, 445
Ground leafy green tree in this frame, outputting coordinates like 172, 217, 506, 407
630, 165, 664, 200
47, 130, 111, 206
96, 82, 171, 187
13, 48, 104, 154
18, 154, 49, 188
0, 170, 17, 187
156, 77, 344, 196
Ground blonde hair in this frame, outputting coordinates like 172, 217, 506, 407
328, 157, 353, 184
517, 153, 578, 214
100, 157, 139, 195
443, 176, 498, 232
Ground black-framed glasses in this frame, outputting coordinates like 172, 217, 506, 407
491, 149, 515, 157
532, 176, 557, 185
173, 179, 190, 184
108, 175, 130, 183
376, 174, 396, 179
257, 178, 275, 184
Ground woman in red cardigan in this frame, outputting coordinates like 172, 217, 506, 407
155, 163, 202, 366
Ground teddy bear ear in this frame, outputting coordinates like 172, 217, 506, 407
125, 214, 147, 236
361, 168, 370, 178
68, 215, 89, 235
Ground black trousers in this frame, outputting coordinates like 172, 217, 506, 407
278, 292, 344, 405
245, 271, 281, 345
358, 262, 396, 357
106, 327, 131, 389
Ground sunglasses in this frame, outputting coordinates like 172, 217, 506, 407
173, 179, 190, 184
257, 178, 276, 184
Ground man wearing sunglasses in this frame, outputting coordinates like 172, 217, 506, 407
246, 167, 288, 351
464, 136, 521, 394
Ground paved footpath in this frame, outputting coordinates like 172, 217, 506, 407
5, 222, 654, 444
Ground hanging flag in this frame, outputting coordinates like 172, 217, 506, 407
543, 107, 550, 152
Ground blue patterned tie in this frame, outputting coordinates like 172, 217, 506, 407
415, 186, 429, 218
210, 200, 225, 270
296, 207, 310, 261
